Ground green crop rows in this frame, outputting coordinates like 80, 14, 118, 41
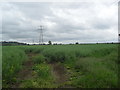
2, 44, 118, 88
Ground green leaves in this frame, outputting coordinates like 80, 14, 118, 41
33, 54, 45, 64
2, 46, 28, 87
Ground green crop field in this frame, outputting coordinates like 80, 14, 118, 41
2, 44, 118, 88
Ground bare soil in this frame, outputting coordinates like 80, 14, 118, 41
50, 63, 73, 88
11, 53, 36, 88
10, 53, 72, 88
50, 63, 68, 84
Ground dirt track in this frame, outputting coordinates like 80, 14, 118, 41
11, 53, 71, 88
50, 63, 68, 84
11, 53, 36, 88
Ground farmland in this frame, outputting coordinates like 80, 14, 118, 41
2, 44, 118, 88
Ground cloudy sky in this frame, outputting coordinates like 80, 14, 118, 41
1, 0, 119, 44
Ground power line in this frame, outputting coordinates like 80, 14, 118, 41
33, 39, 34, 44
38, 25, 44, 44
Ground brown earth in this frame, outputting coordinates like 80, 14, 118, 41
10, 53, 72, 88
50, 63, 68, 84
11, 53, 37, 88
50, 63, 73, 88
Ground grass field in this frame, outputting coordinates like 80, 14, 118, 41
2, 44, 118, 88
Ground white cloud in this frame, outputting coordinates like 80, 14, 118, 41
1, 1, 118, 44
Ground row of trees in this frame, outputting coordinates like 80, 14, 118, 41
48, 41, 118, 45
1, 41, 28, 46
1, 41, 118, 46
48, 41, 79, 45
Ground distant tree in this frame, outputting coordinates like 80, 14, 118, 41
48, 41, 52, 45
53, 43, 57, 45
69, 43, 73, 45
43, 43, 46, 45
75, 42, 79, 44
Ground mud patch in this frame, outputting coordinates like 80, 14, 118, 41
50, 63, 68, 85
50, 62, 75, 88
11, 53, 37, 88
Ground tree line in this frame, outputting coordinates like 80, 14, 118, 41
1, 41, 119, 46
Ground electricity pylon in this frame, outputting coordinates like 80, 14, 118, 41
38, 25, 44, 44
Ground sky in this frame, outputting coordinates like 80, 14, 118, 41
0, 0, 119, 44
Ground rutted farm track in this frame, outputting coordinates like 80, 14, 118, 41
51, 63, 68, 84
11, 53, 37, 88
11, 52, 71, 88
